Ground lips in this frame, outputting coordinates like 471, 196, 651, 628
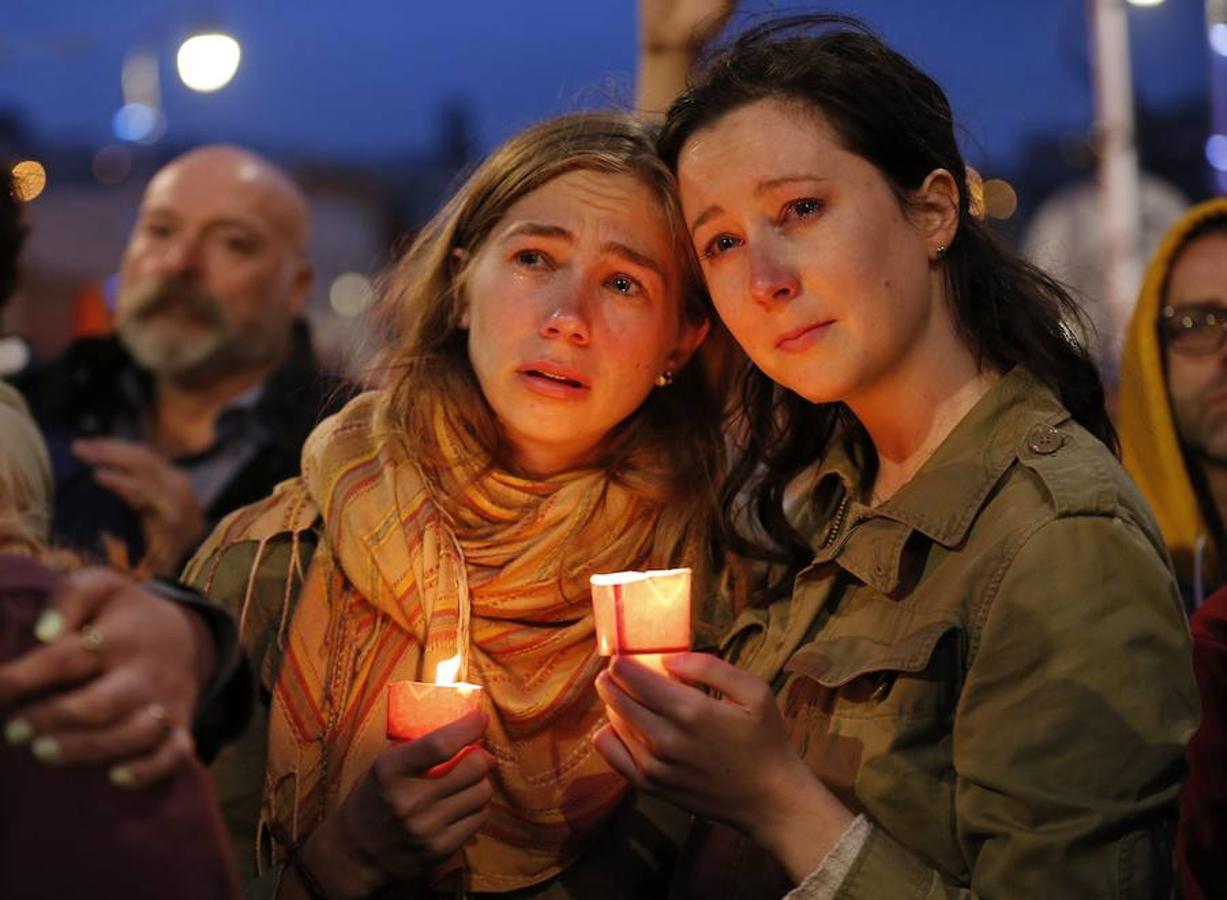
776, 319, 834, 352
517, 360, 591, 392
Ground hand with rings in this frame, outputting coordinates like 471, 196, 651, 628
0, 567, 213, 788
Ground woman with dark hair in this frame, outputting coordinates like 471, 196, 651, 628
594, 16, 1197, 897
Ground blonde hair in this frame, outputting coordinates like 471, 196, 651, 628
0, 382, 53, 555
373, 112, 724, 565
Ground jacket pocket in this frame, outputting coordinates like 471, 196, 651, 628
782, 618, 962, 722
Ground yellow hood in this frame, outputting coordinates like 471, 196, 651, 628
1119, 197, 1227, 586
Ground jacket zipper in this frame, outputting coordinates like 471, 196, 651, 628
820, 491, 851, 551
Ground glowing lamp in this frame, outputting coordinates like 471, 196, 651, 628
590, 568, 691, 656
177, 33, 241, 92
387, 653, 483, 741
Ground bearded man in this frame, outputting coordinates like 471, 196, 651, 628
17, 145, 346, 575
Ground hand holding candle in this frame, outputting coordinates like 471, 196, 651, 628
387, 652, 485, 742
298, 709, 494, 898
592, 651, 854, 885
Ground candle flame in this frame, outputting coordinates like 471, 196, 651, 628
435, 652, 462, 686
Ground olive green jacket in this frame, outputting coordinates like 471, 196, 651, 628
682, 368, 1198, 899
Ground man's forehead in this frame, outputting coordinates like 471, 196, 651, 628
140, 150, 308, 248
1167, 233, 1227, 297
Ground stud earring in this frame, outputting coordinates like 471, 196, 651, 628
654, 370, 675, 388
934, 244, 948, 260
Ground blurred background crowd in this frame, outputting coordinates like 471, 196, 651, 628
0, 0, 1219, 381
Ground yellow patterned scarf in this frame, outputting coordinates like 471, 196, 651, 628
259, 391, 699, 892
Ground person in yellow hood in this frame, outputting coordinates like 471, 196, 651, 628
1120, 197, 1227, 609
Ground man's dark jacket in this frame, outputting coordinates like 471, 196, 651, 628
15, 320, 348, 565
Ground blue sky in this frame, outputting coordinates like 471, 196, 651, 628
0, 0, 1211, 174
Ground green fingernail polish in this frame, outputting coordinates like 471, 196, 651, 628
31, 736, 61, 764
33, 609, 64, 643
4, 718, 33, 745
109, 766, 135, 788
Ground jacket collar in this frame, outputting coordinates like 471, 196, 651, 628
803, 367, 1071, 593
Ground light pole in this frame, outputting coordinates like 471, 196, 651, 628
1089, 0, 1144, 365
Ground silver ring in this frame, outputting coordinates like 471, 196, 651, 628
147, 703, 172, 734
79, 624, 106, 658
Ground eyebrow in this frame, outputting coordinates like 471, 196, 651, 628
755, 174, 831, 196
501, 222, 666, 281
601, 241, 666, 281
141, 207, 265, 235
688, 174, 832, 234
502, 222, 571, 242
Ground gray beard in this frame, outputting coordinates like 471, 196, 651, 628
118, 317, 278, 387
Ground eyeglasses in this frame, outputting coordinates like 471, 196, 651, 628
1161, 305, 1227, 356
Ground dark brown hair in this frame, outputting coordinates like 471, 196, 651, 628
657, 15, 1115, 589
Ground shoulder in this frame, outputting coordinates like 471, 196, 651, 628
183, 477, 322, 610
993, 415, 1168, 565
961, 416, 1182, 645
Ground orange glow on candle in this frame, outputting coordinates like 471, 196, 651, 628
620, 652, 675, 677
590, 568, 691, 656
386, 652, 484, 741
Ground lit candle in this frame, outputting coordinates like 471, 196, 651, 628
386, 652, 484, 741
590, 568, 691, 657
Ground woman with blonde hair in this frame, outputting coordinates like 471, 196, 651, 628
183, 111, 723, 898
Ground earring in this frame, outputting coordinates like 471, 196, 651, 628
654, 370, 675, 388
934, 244, 949, 260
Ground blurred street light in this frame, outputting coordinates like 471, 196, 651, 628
177, 32, 241, 92
982, 179, 1019, 220
1214, 23, 1227, 57
112, 102, 165, 143
11, 160, 47, 202
1208, 135, 1227, 171
329, 273, 375, 318
1125, 0, 1164, 6
92, 145, 133, 184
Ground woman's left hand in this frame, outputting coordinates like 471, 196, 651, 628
0, 567, 212, 787
593, 652, 854, 881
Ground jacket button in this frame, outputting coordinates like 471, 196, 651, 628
1026, 424, 1064, 455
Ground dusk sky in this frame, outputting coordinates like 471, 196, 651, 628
0, 1, 1212, 176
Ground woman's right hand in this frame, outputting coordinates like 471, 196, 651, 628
291, 710, 493, 900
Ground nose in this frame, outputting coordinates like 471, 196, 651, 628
539, 293, 590, 346
154, 234, 204, 280
748, 237, 800, 308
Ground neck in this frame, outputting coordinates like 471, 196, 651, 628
150, 364, 272, 457
848, 313, 998, 505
